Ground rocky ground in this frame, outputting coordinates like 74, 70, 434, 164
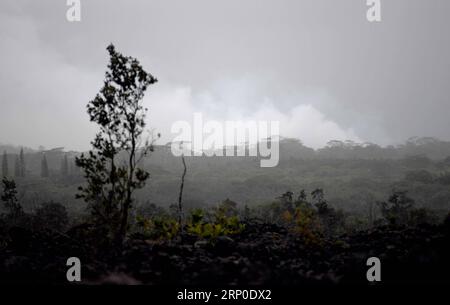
0, 220, 449, 285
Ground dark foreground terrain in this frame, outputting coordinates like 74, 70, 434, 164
1, 219, 449, 285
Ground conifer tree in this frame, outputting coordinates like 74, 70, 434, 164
61, 154, 69, 177
2, 151, 8, 178
41, 154, 49, 178
14, 155, 21, 177
19, 148, 25, 177
1, 177, 22, 218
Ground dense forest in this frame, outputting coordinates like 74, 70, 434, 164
1, 136, 450, 220
0, 45, 449, 285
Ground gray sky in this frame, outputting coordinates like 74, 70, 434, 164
0, 0, 449, 150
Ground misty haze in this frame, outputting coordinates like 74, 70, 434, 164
0, 0, 449, 290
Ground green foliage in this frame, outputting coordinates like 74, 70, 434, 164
270, 189, 345, 242
275, 190, 322, 244
290, 206, 323, 246
186, 206, 245, 239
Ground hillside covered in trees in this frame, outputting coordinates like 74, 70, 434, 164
2, 136, 450, 219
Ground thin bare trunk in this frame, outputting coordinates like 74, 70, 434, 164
178, 155, 187, 231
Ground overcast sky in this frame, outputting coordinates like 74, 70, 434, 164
0, 0, 449, 150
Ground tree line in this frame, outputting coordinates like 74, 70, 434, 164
2, 149, 75, 178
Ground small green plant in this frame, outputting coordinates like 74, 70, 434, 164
292, 207, 323, 246
276, 189, 346, 243
186, 207, 245, 238
280, 199, 323, 245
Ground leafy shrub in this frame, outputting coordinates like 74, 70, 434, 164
275, 190, 324, 244
186, 208, 245, 239
276, 189, 344, 241
291, 207, 323, 245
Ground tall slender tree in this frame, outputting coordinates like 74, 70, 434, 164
61, 154, 69, 177
19, 148, 25, 177
41, 154, 49, 178
177, 153, 187, 230
76, 44, 158, 245
69, 160, 74, 176
14, 155, 21, 177
2, 151, 8, 178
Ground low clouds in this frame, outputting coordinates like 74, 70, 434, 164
146, 79, 360, 149
1, 0, 450, 151
0, 7, 358, 151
